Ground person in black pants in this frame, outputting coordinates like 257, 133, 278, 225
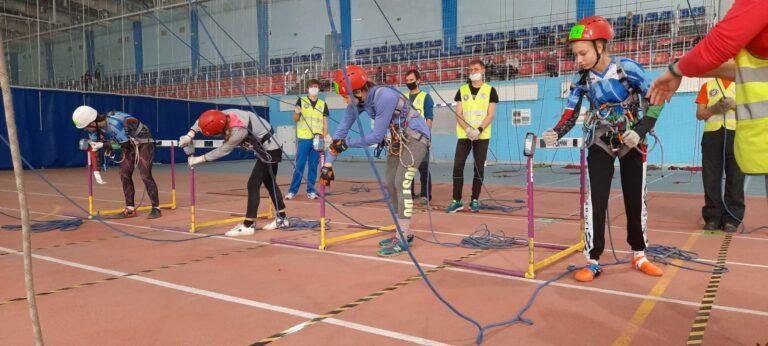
695, 79, 745, 232
446, 60, 498, 213
181, 108, 289, 236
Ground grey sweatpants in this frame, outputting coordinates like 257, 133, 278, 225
385, 137, 429, 236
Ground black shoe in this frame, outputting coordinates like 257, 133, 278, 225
723, 223, 739, 233
703, 221, 721, 231
147, 207, 162, 219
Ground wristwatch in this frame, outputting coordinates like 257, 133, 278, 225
668, 58, 682, 78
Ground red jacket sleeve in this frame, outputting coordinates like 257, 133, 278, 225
678, 0, 768, 76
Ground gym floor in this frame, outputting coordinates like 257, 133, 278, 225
1, 160, 766, 345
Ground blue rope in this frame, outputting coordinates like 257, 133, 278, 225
0, 209, 83, 233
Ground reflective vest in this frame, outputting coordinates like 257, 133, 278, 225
456, 83, 492, 140
404, 90, 427, 117
296, 97, 325, 140
734, 49, 768, 174
703, 79, 737, 132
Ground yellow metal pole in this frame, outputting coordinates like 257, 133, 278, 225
526, 239, 536, 279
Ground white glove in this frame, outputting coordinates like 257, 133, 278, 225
93, 171, 106, 185
89, 141, 104, 151
179, 135, 192, 147
178, 130, 195, 147
542, 129, 559, 147
324, 134, 333, 150
622, 129, 641, 149
188, 155, 206, 167
294, 105, 302, 114
465, 127, 480, 141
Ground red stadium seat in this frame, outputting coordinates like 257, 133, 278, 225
518, 63, 532, 76
652, 52, 671, 66
533, 61, 547, 74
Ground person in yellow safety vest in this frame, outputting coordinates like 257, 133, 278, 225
286, 79, 329, 200
446, 59, 498, 213
695, 79, 745, 233
403, 69, 435, 204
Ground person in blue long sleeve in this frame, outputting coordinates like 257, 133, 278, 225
540, 16, 664, 282
321, 65, 431, 257
72, 105, 161, 219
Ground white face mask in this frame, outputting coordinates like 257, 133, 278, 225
469, 73, 483, 82
308, 87, 319, 96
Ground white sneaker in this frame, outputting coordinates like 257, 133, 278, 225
262, 217, 290, 230
284, 192, 296, 200
225, 224, 255, 237
306, 192, 319, 200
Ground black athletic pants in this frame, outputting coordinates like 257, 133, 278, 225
584, 146, 648, 261
452, 139, 489, 201
701, 128, 745, 226
246, 149, 286, 219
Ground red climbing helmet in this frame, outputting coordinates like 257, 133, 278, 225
198, 109, 228, 136
332, 65, 368, 96
568, 16, 614, 43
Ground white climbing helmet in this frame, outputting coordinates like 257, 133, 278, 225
72, 105, 98, 129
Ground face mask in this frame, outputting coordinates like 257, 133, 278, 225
406, 82, 418, 90
354, 95, 365, 105
308, 87, 319, 96
469, 73, 483, 82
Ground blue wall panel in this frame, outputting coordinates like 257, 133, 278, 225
0, 87, 269, 170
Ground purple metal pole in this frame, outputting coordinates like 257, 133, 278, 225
320, 153, 326, 218
170, 145, 176, 190
190, 167, 195, 207
527, 155, 534, 239
580, 147, 586, 219
87, 149, 94, 198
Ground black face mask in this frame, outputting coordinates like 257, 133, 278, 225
354, 95, 365, 105
406, 82, 418, 90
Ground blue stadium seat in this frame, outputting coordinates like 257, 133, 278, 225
645, 12, 658, 22
311, 53, 322, 61
415, 42, 424, 49
473, 34, 483, 42
485, 33, 494, 41
429, 49, 441, 58
373, 47, 381, 54
540, 26, 550, 34
494, 32, 505, 40
433, 39, 442, 47
516, 28, 529, 37
419, 51, 429, 59
531, 27, 539, 36
300, 55, 310, 62
507, 30, 516, 38
693, 6, 705, 17
519, 39, 530, 49
464, 35, 473, 43
660, 10, 672, 21
632, 14, 642, 23
680, 8, 690, 18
